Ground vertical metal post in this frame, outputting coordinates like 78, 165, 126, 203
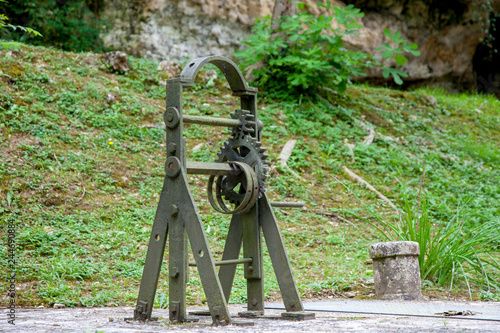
260, 194, 303, 313
133, 182, 171, 320
163, 78, 189, 322
164, 79, 188, 322
134, 78, 186, 321
241, 204, 264, 314
239, 92, 265, 314
218, 215, 244, 302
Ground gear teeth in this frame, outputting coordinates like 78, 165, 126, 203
231, 109, 257, 138
216, 133, 270, 196
262, 166, 271, 178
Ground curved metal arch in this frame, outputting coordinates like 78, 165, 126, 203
178, 56, 257, 96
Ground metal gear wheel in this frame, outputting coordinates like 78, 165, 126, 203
229, 109, 256, 139
216, 134, 270, 205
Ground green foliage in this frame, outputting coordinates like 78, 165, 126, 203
346, 176, 500, 296
377, 29, 421, 85
236, 1, 419, 99
1, 44, 499, 306
0, 0, 41, 49
0, 0, 105, 52
236, 2, 370, 98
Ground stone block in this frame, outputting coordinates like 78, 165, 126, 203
369, 241, 422, 300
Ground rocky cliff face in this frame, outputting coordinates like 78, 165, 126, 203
101, 0, 273, 60
100, 0, 498, 93
342, 0, 495, 92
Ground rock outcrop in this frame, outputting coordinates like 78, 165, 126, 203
100, 0, 274, 60
99, 0, 498, 92
341, 0, 494, 91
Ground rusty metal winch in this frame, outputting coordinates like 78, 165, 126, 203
133, 56, 314, 325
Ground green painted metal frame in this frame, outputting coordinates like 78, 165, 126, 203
133, 56, 309, 325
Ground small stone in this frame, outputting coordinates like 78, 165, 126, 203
424, 95, 438, 107
108, 317, 114, 322
106, 93, 117, 103
363, 278, 375, 285
192, 143, 204, 151
157, 61, 182, 78
345, 292, 356, 298
53, 303, 65, 309
102, 51, 130, 73
37, 305, 45, 309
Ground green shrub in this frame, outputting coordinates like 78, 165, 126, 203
236, 2, 368, 98
0, 0, 106, 52
236, 1, 419, 99
0, 0, 41, 48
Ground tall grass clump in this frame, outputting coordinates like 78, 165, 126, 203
344, 173, 500, 297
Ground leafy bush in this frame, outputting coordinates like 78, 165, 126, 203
236, 1, 419, 98
0, 0, 106, 52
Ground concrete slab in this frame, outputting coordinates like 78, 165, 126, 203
2, 300, 500, 332
267, 299, 500, 322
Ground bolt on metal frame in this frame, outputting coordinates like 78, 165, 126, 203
133, 56, 314, 325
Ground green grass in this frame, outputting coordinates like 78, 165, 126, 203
0, 44, 499, 308
349, 179, 500, 298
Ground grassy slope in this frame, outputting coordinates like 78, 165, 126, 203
1, 44, 499, 307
